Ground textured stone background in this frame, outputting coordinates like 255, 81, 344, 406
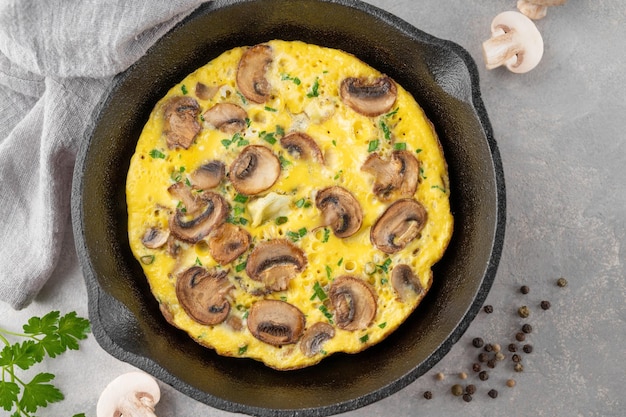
1, 1, 624, 416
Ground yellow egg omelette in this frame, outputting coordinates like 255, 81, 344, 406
126, 40, 453, 370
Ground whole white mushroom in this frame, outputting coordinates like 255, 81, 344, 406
97, 372, 161, 417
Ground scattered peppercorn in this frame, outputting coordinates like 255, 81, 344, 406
463, 394, 473, 402
484, 305, 494, 314
478, 353, 489, 363
520, 285, 530, 294
523, 344, 533, 354
472, 363, 481, 372
557, 277, 568, 287
466, 384, 476, 395
423, 391, 433, 400
452, 384, 464, 396
512, 354, 522, 363
514, 363, 524, 372
487, 358, 497, 369
472, 337, 484, 348
522, 324, 533, 334
495, 352, 505, 361
435, 372, 445, 381
508, 343, 518, 353
493, 343, 501, 353
488, 389, 499, 399
518, 306, 530, 318
479, 371, 489, 381
515, 332, 526, 342
506, 379, 516, 388
541, 300, 551, 310
484, 343, 494, 352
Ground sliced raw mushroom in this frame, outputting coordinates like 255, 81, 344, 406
315, 186, 363, 238
361, 150, 419, 200
229, 145, 281, 195
195, 82, 219, 100
237, 44, 273, 103
203, 103, 248, 134
247, 299, 305, 346
517, 0, 567, 20
169, 191, 229, 243
163, 96, 201, 149
329, 276, 377, 331
208, 222, 251, 265
482, 11, 544, 73
245, 239, 307, 292
190, 160, 225, 190
280, 132, 324, 163
176, 266, 234, 325
96, 371, 160, 417
371, 198, 427, 254
300, 322, 335, 357
340, 76, 397, 117
141, 227, 170, 249
391, 264, 424, 301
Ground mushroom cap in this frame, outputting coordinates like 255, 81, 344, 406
141, 227, 170, 249
370, 198, 427, 254
247, 299, 306, 345
340, 76, 397, 117
96, 371, 160, 417
236, 44, 273, 103
208, 222, 251, 265
300, 322, 335, 357
203, 103, 248, 134
280, 132, 324, 163
245, 239, 307, 292
361, 150, 420, 200
195, 82, 219, 100
391, 264, 424, 301
163, 96, 201, 149
329, 275, 377, 331
169, 191, 230, 243
190, 160, 225, 190
176, 266, 234, 325
315, 186, 363, 238
229, 145, 281, 195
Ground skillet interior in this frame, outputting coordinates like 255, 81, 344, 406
71, 0, 505, 415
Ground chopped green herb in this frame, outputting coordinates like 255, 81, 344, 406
394, 142, 407, 150
381, 278, 389, 285
432, 185, 447, 193
194, 257, 202, 266
415, 148, 423, 154
295, 198, 306, 208
236, 91, 248, 105
334, 170, 343, 180
279, 154, 292, 168
337, 258, 343, 266
149, 149, 166, 159
319, 305, 334, 324
238, 217, 248, 225
281, 73, 302, 85
419, 167, 427, 180
385, 107, 399, 118
140, 255, 155, 265
286, 231, 301, 242
185, 177, 192, 187
325, 265, 332, 279
368, 139, 379, 152
181, 84, 188, 95
322, 228, 330, 243
307, 77, 320, 98
378, 322, 387, 329
264, 106, 278, 112
320, 349, 328, 355
310, 281, 328, 301
380, 120, 391, 141
235, 262, 247, 273
242, 310, 249, 320
377, 258, 392, 273
221, 138, 232, 148
238, 345, 248, 355
359, 334, 370, 343
233, 205, 245, 217
234, 194, 248, 204
199, 114, 205, 122
275, 125, 285, 137
275, 216, 288, 225
260, 131, 277, 145
170, 167, 185, 182
298, 227, 307, 237
332, 140, 337, 147
245, 117, 252, 128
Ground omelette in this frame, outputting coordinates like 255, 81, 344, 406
126, 40, 453, 370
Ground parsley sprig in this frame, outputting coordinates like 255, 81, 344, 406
0, 311, 90, 417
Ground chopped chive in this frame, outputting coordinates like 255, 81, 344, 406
236, 91, 247, 105
181, 84, 188, 95
238, 345, 248, 355
261, 132, 277, 145
295, 198, 306, 208
235, 262, 247, 272
322, 228, 330, 243
279, 155, 291, 168
221, 139, 232, 148
332, 140, 337, 147
432, 185, 447, 193
337, 257, 343, 266
275, 125, 285, 137
420, 166, 427, 180
380, 120, 391, 141
140, 255, 155, 265
307, 77, 320, 98
185, 177, 192, 187
264, 106, 277, 112
275, 216, 288, 225
319, 305, 333, 323
298, 227, 307, 237
311, 281, 328, 301
233, 205, 245, 216
234, 194, 248, 204
394, 142, 407, 150
385, 107, 399, 117
381, 278, 389, 285
415, 148, 423, 154
368, 139, 379, 152
378, 322, 387, 329
325, 265, 332, 279
359, 334, 369, 343
194, 257, 202, 266
286, 231, 300, 242
238, 217, 248, 225
149, 149, 166, 159
334, 170, 343, 180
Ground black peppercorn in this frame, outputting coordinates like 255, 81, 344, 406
484, 305, 494, 314
508, 343, 518, 352
463, 394, 473, 402
466, 384, 476, 395
484, 343, 494, 352
488, 389, 498, 399
452, 384, 464, 396
520, 285, 530, 294
472, 363, 481, 372
523, 344, 533, 354
557, 277, 568, 287
514, 363, 524, 372
522, 324, 533, 334
518, 306, 530, 318
541, 300, 551, 310
515, 332, 526, 342
479, 371, 489, 381
423, 391, 433, 400
487, 358, 497, 369
478, 353, 489, 363
512, 354, 522, 363
472, 337, 484, 348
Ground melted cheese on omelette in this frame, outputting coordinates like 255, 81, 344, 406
126, 40, 453, 370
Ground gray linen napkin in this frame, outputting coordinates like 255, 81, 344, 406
0, 0, 207, 309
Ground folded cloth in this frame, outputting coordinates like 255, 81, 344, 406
0, 0, 207, 309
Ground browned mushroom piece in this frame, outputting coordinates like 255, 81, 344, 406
361, 150, 419, 200
176, 266, 234, 326
315, 186, 363, 238
195, 82, 219, 100
329, 276, 377, 331
280, 132, 324, 163
236, 44, 273, 103
391, 264, 424, 301
300, 322, 335, 357
247, 299, 305, 346
229, 145, 281, 195
203, 103, 248, 134
370, 199, 427, 254
168, 181, 202, 213
245, 239, 307, 292
163, 96, 201, 149
169, 191, 229, 243
190, 161, 225, 190
208, 223, 251, 265
340, 76, 397, 117
141, 227, 170, 249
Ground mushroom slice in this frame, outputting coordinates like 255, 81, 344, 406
163, 96, 201, 149
315, 186, 363, 238
195, 82, 219, 100
169, 191, 229, 243
329, 276, 377, 331
176, 266, 234, 325
340, 76, 397, 117
190, 160, 225, 190
246, 239, 307, 292
300, 322, 335, 357
208, 223, 251, 265
229, 145, 281, 195
280, 132, 324, 163
247, 299, 305, 346
203, 103, 248, 134
361, 150, 419, 200
517, 0, 567, 20
371, 199, 427, 254
391, 264, 424, 301
168, 181, 202, 214
141, 227, 170, 249
97, 371, 160, 417
237, 44, 273, 103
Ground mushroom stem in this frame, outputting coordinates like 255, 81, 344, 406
517, 0, 568, 20
482, 28, 519, 70
97, 372, 161, 417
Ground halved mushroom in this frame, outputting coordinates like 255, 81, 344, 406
371, 199, 427, 254
229, 145, 281, 195
195, 82, 219, 100
391, 264, 424, 301
237, 44, 273, 103
208, 223, 251, 265
315, 186, 363, 238
190, 160, 225, 190
329, 276, 377, 331
141, 227, 170, 249
245, 239, 307, 292
340, 76, 397, 117
361, 150, 420, 200
163, 96, 201, 149
169, 191, 229, 243
176, 266, 234, 325
280, 132, 324, 163
203, 103, 248, 134
300, 322, 335, 357
247, 299, 305, 346
97, 372, 160, 417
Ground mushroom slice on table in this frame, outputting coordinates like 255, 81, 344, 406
169, 191, 229, 243
329, 275, 377, 331
190, 160, 225, 190
203, 103, 248, 134
96, 371, 160, 417
229, 145, 281, 195
245, 239, 307, 292
361, 150, 420, 200
517, 0, 568, 20
237, 44, 273, 103
141, 227, 170, 249
208, 222, 251, 265
482, 11, 544, 73
300, 322, 336, 357
340, 76, 397, 117
315, 186, 363, 238
176, 266, 234, 325
371, 198, 427, 254
280, 132, 324, 163
163, 96, 201, 149
391, 264, 424, 301
247, 299, 306, 346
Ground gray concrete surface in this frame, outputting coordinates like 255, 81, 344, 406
1, 1, 624, 416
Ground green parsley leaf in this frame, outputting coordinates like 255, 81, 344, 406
57, 312, 90, 351
234, 194, 248, 204
19, 373, 63, 413
415, 148, 423, 154
0, 381, 19, 411
279, 155, 292, 168
235, 262, 247, 273
181, 85, 188, 95
359, 334, 369, 343
378, 322, 387, 329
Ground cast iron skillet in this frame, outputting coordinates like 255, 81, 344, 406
71, 0, 505, 415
